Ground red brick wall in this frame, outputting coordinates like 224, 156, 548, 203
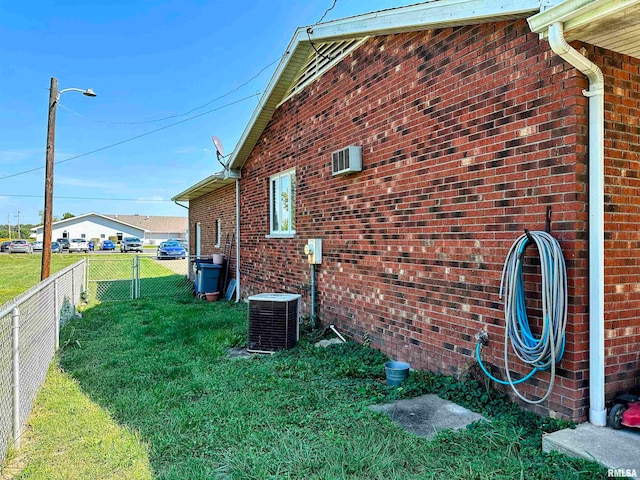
234, 20, 639, 420
189, 183, 237, 282
598, 45, 640, 400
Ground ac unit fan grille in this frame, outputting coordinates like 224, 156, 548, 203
331, 145, 362, 175
248, 299, 298, 352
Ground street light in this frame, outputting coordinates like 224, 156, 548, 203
41, 77, 96, 280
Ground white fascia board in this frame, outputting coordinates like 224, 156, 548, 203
309, 0, 544, 42
528, 0, 640, 35
171, 171, 229, 201
227, 29, 308, 171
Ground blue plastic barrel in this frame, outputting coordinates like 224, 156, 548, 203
196, 263, 222, 294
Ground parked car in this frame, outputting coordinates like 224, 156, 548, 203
101, 239, 115, 251
120, 237, 143, 253
56, 238, 70, 251
51, 241, 62, 254
166, 237, 189, 249
32, 241, 43, 252
68, 238, 89, 253
1, 241, 12, 253
9, 240, 32, 254
156, 241, 186, 260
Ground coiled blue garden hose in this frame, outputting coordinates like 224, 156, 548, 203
476, 230, 567, 404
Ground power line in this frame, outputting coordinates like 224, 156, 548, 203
57, 56, 282, 125
0, 193, 171, 202
0, 92, 260, 182
306, 0, 339, 62
316, 0, 337, 24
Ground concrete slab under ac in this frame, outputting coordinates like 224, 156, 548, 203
370, 393, 487, 440
543, 423, 640, 480
227, 347, 253, 359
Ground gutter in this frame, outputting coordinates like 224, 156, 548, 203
547, 22, 606, 427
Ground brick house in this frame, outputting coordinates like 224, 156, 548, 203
173, 0, 640, 423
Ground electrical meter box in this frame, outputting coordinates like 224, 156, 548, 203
304, 239, 322, 264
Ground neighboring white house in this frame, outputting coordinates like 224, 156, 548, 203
30, 212, 188, 245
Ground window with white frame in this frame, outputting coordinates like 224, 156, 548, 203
270, 168, 296, 235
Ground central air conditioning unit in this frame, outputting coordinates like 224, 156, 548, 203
331, 145, 362, 176
247, 293, 301, 353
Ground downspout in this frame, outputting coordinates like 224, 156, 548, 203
547, 22, 606, 426
235, 179, 241, 302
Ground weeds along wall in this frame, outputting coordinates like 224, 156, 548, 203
235, 20, 640, 421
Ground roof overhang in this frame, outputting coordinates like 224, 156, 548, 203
171, 172, 237, 202
174, 0, 547, 201
30, 211, 150, 233
227, 0, 544, 172
528, 0, 640, 59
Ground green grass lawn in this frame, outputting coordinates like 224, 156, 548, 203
5, 295, 608, 479
0, 254, 83, 305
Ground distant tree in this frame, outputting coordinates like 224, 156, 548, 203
20, 225, 34, 239
62, 212, 75, 220
38, 210, 44, 224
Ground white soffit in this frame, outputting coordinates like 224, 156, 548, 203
528, 0, 640, 59
172, 173, 233, 202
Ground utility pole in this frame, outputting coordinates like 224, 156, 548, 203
16, 211, 20, 240
42, 77, 57, 280
40, 78, 95, 280
7, 214, 11, 240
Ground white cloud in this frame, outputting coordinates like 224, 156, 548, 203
57, 176, 125, 191
173, 146, 213, 155
135, 196, 167, 203
0, 148, 42, 164
173, 146, 198, 154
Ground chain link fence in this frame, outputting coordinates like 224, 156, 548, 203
87, 256, 137, 301
138, 256, 193, 299
87, 255, 193, 302
0, 259, 85, 464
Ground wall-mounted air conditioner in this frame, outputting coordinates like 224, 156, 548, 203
331, 145, 362, 176
247, 293, 301, 353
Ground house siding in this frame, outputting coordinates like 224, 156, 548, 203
33, 216, 145, 243
599, 44, 640, 400
230, 20, 639, 421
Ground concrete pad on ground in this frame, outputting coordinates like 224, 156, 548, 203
370, 394, 487, 439
542, 423, 640, 479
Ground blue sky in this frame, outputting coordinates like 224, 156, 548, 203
0, 0, 410, 226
